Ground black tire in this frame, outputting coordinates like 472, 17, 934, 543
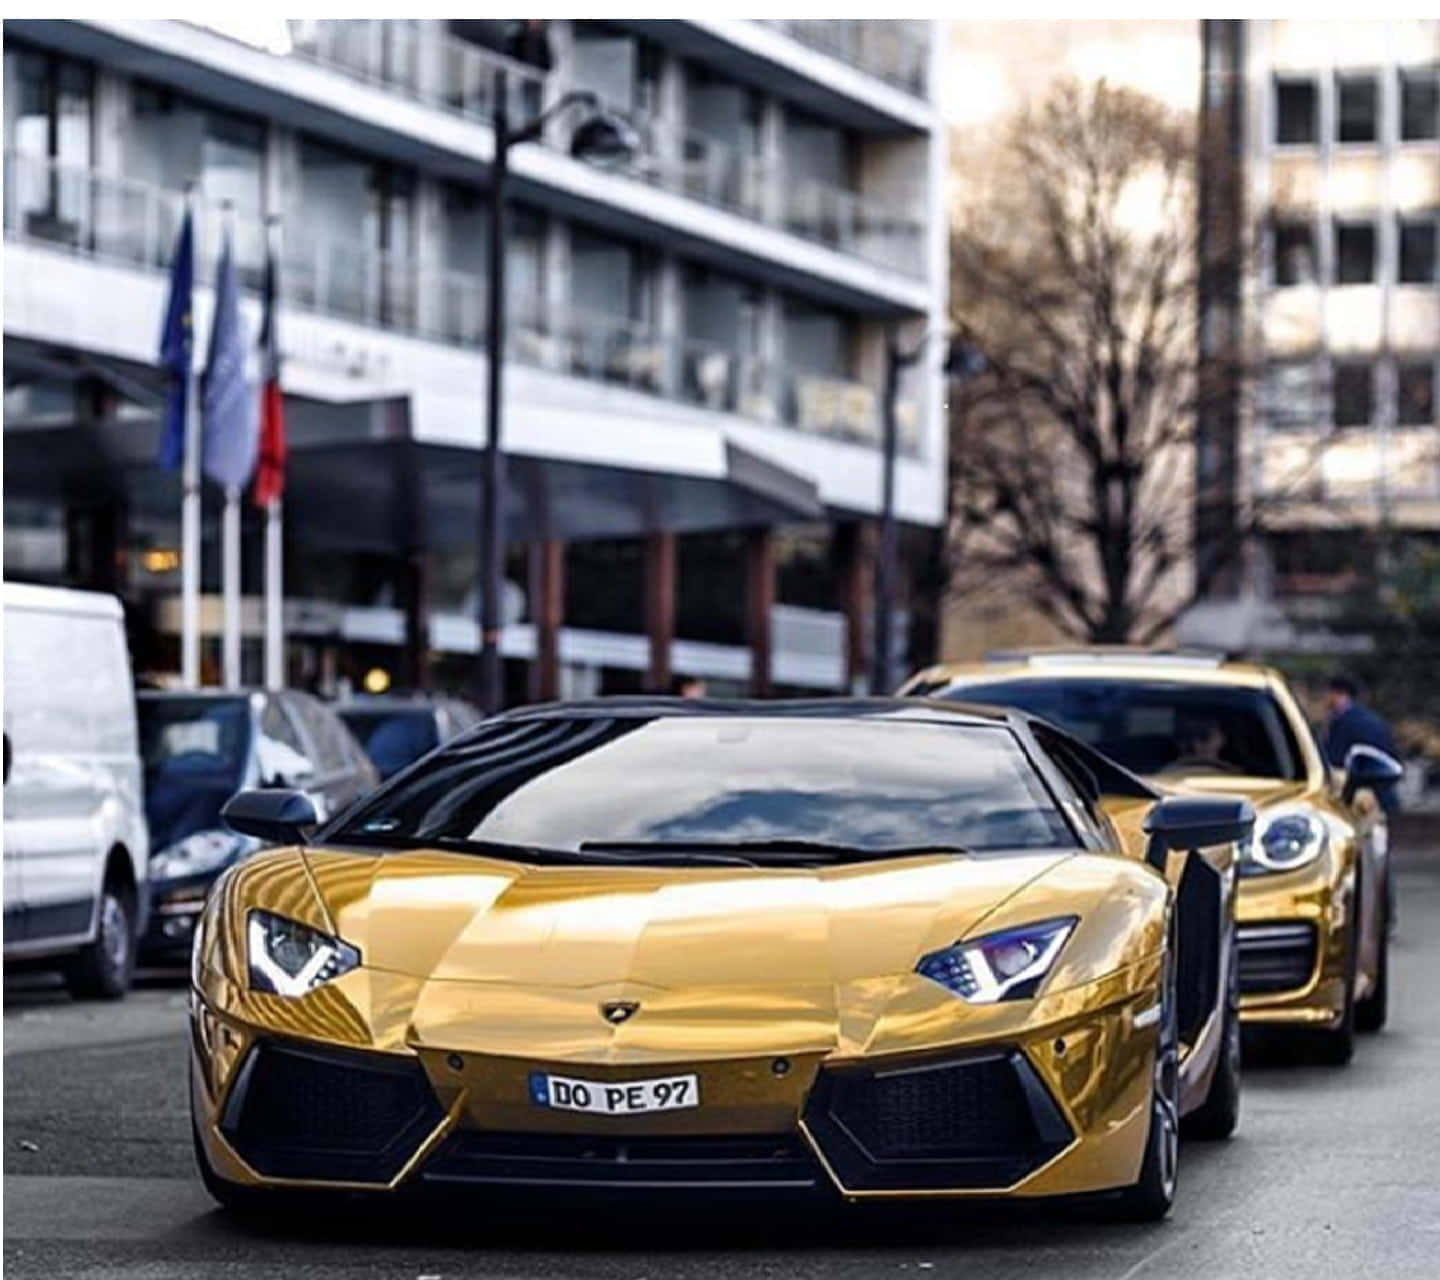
1183, 931, 1241, 1141
1309, 902, 1357, 1065
1356, 874, 1389, 1034
1111, 933, 1180, 1221
65, 878, 135, 1000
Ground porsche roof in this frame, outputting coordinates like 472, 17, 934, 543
908, 650, 1280, 691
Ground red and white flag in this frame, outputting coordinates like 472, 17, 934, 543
253, 226, 286, 508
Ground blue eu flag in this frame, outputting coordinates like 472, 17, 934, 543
157, 209, 194, 471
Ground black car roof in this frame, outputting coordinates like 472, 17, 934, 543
473, 695, 1016, 729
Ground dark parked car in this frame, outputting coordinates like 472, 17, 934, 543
138, 689, 378, 959
336, 695, 482, 780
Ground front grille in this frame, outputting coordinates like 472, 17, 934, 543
1238, 922, 1319, 995
804, 1050, 1072, 1192
421, 1130, 823, 1191
221, 1040, 444, 1183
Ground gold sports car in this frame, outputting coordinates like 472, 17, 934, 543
192, 699, 1253, 1220
903, 651, 1404, 1064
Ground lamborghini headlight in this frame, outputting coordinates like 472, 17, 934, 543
247, 909, 360, 997
916, 917, 1077, 1003
1243, 809, 1327, 876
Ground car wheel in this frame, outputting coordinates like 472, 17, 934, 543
1112, 933, 1180, 1221
1310, 902, 1358, 1065
65, 881, 135, 1000
1183, 932, 1240, 1141
1355, 884, 1389, 1034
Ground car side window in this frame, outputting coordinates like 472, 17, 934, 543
258, 696, 306, 757
285, 693, 353, 776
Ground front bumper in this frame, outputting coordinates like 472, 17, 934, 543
142, 871, 219, 960
191, 961, 1164, 1202
1236, 860, 1351, 1028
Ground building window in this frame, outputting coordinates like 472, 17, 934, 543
1275, 78, 1317, 145
1397, 361, 1436, 426
3, 46, 94, 246
1335, 75, 1378, 144
1273, 219, 1316, 286
571, 24, 660, 117
292, 137, 415, 327
1400, 68, 1439, 141
1334, 220, 1376, 285
1399, 218, 1438, 284
1333, 362, 1374, 427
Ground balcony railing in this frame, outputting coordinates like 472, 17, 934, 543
280, 20, 924, 279
4, 153, 920, 455
765, 20, 929, 99
284, 19, 545, 125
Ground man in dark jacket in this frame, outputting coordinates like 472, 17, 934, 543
1324, 674, 1400, 813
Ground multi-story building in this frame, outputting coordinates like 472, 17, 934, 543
3, 19, 948, 699
1192, 20, 1439, 649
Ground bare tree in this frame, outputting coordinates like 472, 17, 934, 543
947, 78, 1253, 645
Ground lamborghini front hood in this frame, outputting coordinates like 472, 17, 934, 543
299, 845, 1069, 1060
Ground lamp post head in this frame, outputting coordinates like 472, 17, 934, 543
569, 111, 641, 164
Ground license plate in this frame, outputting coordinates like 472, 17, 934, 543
529, 1071, 700, 1115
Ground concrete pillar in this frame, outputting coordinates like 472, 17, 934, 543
645, 531, 677, 692
414, 175, 447, 339
746, 528, 774, 697
399, 548, 430, 692
541, 214, 569, 338
837, 520, 874, 694
530, 538, 565, 702
758, 96, 785, 227
656, 252, 682, 395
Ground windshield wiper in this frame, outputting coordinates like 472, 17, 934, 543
579, 839, 971, 865
332, 831, 755, 868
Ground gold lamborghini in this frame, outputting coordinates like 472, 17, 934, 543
192, 699, 1253, 1220
903, 651, 1404, 1064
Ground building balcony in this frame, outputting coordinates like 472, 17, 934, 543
3, 152, 920, 457
764, 20, 928, 98
285, 19, 926, 279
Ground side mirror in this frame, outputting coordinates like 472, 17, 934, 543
1342, 744, 1404, 806
221, 788, 318, 846
1143, 795, 1256, 871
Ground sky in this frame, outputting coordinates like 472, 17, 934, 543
945, 20, 1201, 129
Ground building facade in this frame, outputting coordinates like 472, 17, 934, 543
1192, 19, 1439, 650
3, 19, 948, 699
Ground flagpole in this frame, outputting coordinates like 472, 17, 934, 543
180, 183, 202, 689
217, 201, 243, 689
263, 214, 285, 692
222, 484, 242, 688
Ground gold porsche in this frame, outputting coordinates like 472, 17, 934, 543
191, 699, 1253, 1220
903, 651, 1404, 1064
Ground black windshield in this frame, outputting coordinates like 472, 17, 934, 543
329, 715, 1073, 857
138, 696, 252, 849
938, 679, 1304, 780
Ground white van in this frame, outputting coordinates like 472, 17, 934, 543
3, 582, 148, 997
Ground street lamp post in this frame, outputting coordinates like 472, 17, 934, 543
871, 331, 985, 695
478, 68, 636, 715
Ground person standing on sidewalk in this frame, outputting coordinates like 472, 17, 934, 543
1325, 674, 1401, 808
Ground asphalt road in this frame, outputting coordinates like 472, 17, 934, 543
8, 845, 1440, 1279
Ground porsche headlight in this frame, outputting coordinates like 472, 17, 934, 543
151, 830, 251, 882
1243, 810, 1327, 876
916, 917, 1076, 1003
247, 909, 360, 997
